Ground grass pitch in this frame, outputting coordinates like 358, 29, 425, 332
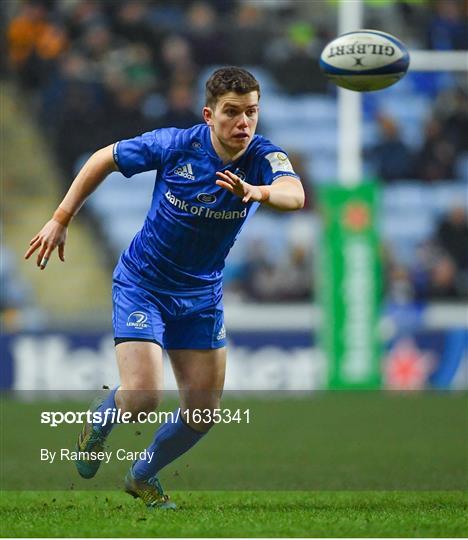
1, 392, 467, 536
2, 490, 467, 537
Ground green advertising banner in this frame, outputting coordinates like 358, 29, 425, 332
317, 182, 382, 389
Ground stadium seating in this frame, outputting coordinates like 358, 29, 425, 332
84, 154, 466, 273
88, 170, 154, 257
81, 68, 466, 290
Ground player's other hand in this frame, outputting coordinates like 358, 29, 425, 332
24, 219, 68, 270
216, 170, 266, 204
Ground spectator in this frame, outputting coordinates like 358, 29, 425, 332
54, 79, 110, 177
105, 82, 154, 142
435, 206, 468, 268
104, 43, 158, 95
159, 34, 197, 91
225, 4, 271, 66
62, 0, 106, 41
241, 240, 312, 303
78, 22, 113, 66
243, 241, 279, 302
48, 51, 109, 176
146, 1, 189, 34
409, 242, 434, 302
266, 21, 328, 94
383, 240, 416, 304
434, 206, 468, 297
436, 87, 468, 153
411, 209, 468, 301
185, 2, 226, 67
273, 245, 312, 301
112, 1, 162, 51
40, 50, 101, 133
370, 116, 414, 182
427, 0, 468, 51
7, 1, 68, 89
154, 84, 200, 129
414, 118, 457, 181
427, 255, 459, 300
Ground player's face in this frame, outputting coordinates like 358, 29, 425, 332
204, 91, 259, 154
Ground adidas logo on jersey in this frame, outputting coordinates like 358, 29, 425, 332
174, 163, 195, 180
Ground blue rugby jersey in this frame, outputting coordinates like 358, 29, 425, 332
113, 123, 300, 293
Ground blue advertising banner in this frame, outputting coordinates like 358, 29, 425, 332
1, 329, 466, 391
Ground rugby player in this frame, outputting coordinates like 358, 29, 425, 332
25, 67, 305, 509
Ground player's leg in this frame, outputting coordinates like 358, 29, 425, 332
76, 274, 166, 480
109, 342, 176, 509
94, 275, 166, 433
75, 340, 163, 480
91, 340, 164, 432
126, 294, 225, 507
169, 347, 226, 431
115, 340, 164, 416
131, 347, 226, 481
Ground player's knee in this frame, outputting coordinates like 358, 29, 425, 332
184, 415, 215, 434
182, 401, 221, 433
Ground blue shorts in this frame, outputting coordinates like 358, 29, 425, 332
112, 271, 226, 350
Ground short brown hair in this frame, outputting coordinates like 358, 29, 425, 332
205, 66, 260, 108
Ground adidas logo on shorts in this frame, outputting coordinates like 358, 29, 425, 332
216, 324, 226, 341
174, 163, 195, 180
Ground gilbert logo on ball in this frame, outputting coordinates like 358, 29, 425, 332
319, 30, 410, 92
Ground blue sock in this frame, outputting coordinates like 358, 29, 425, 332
132, 409, 206, 480
93, 386, 119, 437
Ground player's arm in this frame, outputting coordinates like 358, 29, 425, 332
260, 175, 305, 211
24, 144, 118, 270
215, 171, 305, 211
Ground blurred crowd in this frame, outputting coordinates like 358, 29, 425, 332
4, 0, 467, 178
231, 202, 468, 304
2, 0, 468, 317
0, 243, 42, 330
3, 0, 328, 175
225, 240, 313, 303
385, 205, 468, 303
369, 86, 467, 183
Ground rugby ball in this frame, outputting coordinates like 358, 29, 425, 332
319, 30, 410, 92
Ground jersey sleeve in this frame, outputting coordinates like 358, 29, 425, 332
113, 129, 172, 178
260, 150, 301, 185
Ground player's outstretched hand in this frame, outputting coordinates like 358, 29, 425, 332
216, 170, 267, 204
24, 219, 68, 270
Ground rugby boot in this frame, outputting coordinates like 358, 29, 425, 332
124, 467, 177, 509
75, 400, 107, 479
